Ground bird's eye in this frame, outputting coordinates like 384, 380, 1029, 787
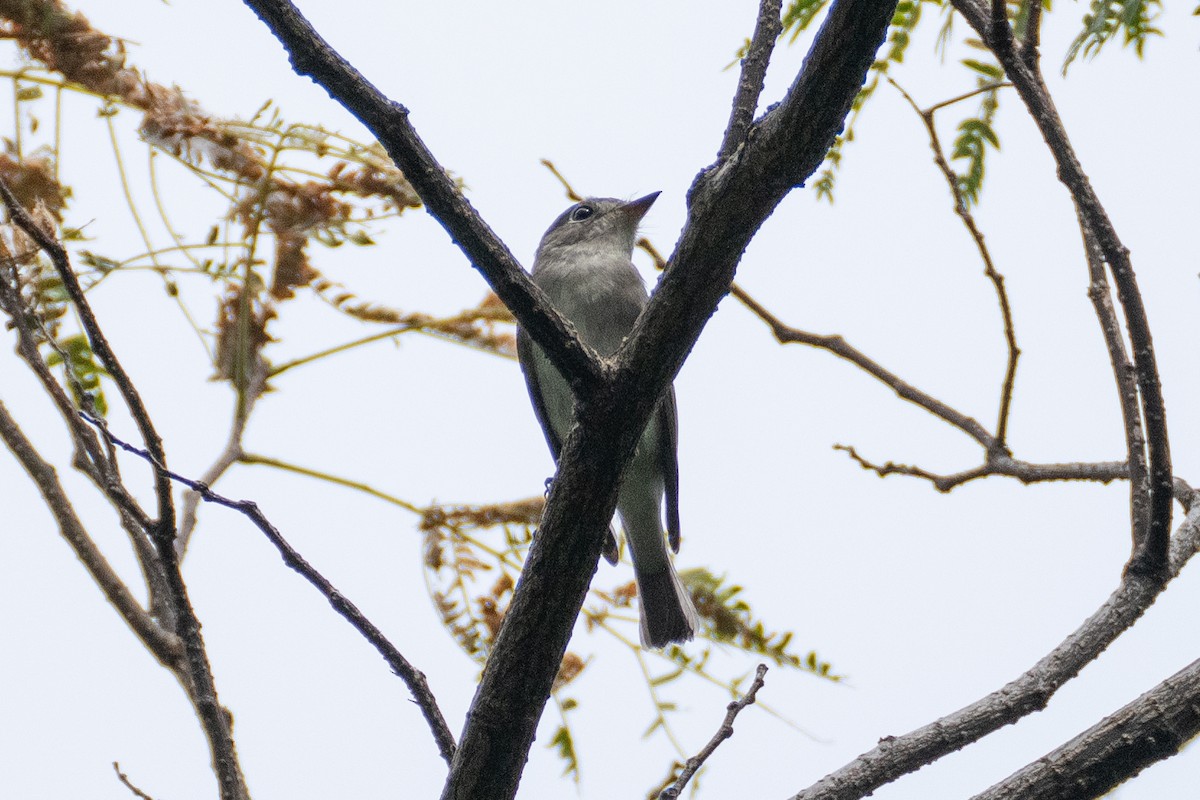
569, 205, 594, 222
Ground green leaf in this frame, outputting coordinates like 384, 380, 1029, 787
961, 58, 1004, 79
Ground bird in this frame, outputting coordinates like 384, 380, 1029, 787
516, 192, 698, 648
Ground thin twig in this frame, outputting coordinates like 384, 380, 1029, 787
113, 762, 157, 800
175, 399, 252, 557
719, 0, 783, 161
660, 664, 768, 799
240, 452, 424, 512
888, 77, 1019, 453
539, 159, 583, 202
0, 400, 183, 666
0, 178, 177, 538
835, 444, 1127, 493
0, 261, 174, 620
0, 178, 245, 799
924, 81, 1012, 115
82, 413, 458, 766
730, 283, 995, 448
1021, 0, 1042, 62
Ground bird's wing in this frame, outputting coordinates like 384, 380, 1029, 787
517, 326, 620, 566
515, 327, 562, 460
659, 385, 681, 553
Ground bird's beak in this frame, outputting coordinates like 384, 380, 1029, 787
622, 191, 661, 224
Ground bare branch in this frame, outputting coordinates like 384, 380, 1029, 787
1021, 0, 1043, 62
660, 664, 768, 799
83, 415, 458, 766
972, 657, 1200, 800
1079, 213, 1150, 556
835, 444, 1128, 492
0, 261, 175, 620
888, 77, 1020, 454
790, 501, 1200, 800
0, 399, 183, 666
731, 284, 994, 448
0, 180, 246, 799
719, 0, 783, 161
0, 179, 177, 539
953, 0, 1173, 577
113, 762, 158, 800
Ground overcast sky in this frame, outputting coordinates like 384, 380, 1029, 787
2, 2, 1199, 799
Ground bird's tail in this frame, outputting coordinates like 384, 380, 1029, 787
635, 559, 698, 649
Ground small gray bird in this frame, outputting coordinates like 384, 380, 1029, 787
516, 192, 698, 648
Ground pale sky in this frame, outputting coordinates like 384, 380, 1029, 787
2, 2, 1198, 799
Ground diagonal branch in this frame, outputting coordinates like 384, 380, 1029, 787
0, 180, 177, 538
730, 283, 995, 448
791, 499, 1200, 800
83, 415, 458, 766
0, 398, 183, 667
239, 0, 605, 399
660, 664, 769, 799
972, 656, 1200, 799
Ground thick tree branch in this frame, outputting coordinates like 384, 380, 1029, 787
972, 656, 1200, 800
451, 4, 898, 799
239, 0, 604, 399
791, 500, 1200, 800
951, 0, 1172, 578
238, 2, 895, 798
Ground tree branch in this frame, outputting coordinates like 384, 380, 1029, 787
719, 0, 783, 161
82, 415, 458, 767
237, 2, 896, 798
1078, 212, 1150, 557
238, 0, 605, 399
0, 180, 247, 800
790, 500, 1200, 800
888, 77, 1020, 454
730, 283, 995, 448
0, 180, 177, 539
0, 399, 183, 667
660, 664, 768, 799
835, 444, 1129, 493
951, 0, 1173, 578
972, 656, 1200, 800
